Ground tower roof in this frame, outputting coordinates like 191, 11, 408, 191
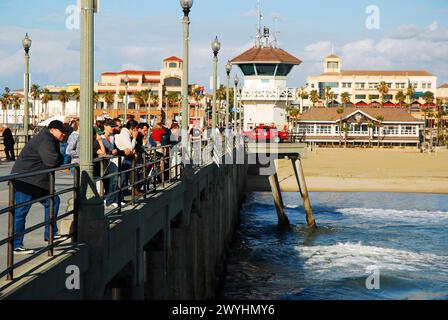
230, 46, 301, 65
326, 54, 340, 59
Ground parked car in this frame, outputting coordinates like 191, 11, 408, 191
243, 124, 289, 143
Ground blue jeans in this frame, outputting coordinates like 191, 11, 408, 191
105, 162, 119, 206
13, 191, 60, 248
60, 142, 71, 165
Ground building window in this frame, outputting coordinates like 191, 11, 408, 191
383, 94, 393, 100
169, 62, 177, 68
368, 83, 378, 89
401, 126, 416, 135
383, 126, 400, 135
311, 84, 315, 89
327, 62, 339, 69
369, 95, 380, 100
355, 82, 365, 89
164, 77, 181, 87
316, 125, 331, 134
386, 83, 392, 88
422, 82, 432, 89
355, 95, 366, 100
349, 124, 368, 135
342, 82, 352, 88
412, 82, 418, 89
395, 83, 406, 89
298, 124, 315, 134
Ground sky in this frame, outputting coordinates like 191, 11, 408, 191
0, 0, 447, 93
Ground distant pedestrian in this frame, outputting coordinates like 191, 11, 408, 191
2, 125, 15, 161
11, 120, 67, 254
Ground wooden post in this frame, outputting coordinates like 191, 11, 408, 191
268, 173, 289, 226
291, 157, 316, 228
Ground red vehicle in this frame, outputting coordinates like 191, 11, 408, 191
243, 124, 289, 143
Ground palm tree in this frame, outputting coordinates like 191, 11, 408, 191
367, 121, 375, 147
324, 86, 333, 107
310, 90, 319, 107
421, 107, 429, 132
41, 88, 52, 118
377, 81, 389, 107
336, 107, 345, 147
341, 92, 350, 108
423, 92, 435, 130
298, 88, 308, 114
395, 90, 406, 108
341, 124, 349, 148
72, 88, 80, 116
1, 88, 12, 124
191, 90, 204, 118
375, 115, 384, 147
103, 91, 115, 109
12, 95, 22, 124
140, 89, 150, 119
93, 92, 99, 109
406, 83, 415, 112
58, 90, 70, 116
30, 84, 41, 125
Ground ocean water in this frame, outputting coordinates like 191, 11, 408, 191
220, 192, 448, 300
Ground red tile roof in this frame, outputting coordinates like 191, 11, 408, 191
230, 46, 301, 65
164, 56, 183, 62
299, 107, 423, 123
438, 83, 448, 89
326, 54, 340, 59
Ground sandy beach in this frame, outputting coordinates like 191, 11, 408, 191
276, 147, 448, 194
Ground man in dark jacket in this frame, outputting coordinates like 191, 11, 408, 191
2, 125, 15, 161
11, 120, 66, 254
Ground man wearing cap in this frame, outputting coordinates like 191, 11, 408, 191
10, 120, 67, 254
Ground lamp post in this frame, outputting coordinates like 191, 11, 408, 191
80, 0, 95, 193
180, 0, 193, 160
124, 74, 129, 123
234, 74, 239, 132
22, 33, 31, 141
211, 36, 221, 137
225, 61, 231, 131
238, 87, 243, 130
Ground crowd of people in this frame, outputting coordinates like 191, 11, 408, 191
7, 115, 239, 254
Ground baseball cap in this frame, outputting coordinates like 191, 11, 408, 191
94, 127, 105, 135
104, 120, 118, 128
48, 120, 68, 133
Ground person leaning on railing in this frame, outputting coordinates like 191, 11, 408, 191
1, 125, 16, 161
10, 120, 67, 255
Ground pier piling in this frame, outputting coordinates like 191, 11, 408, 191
268, 172, 289, 226
291, 157, 317, 229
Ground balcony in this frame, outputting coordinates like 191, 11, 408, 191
240, 88, 298, 101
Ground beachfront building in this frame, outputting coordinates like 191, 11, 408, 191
230, 25, 302, 130
304, 54, 438, 116
294, 107, 424, 147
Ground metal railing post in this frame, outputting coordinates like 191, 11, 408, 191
117, 156, 122, 214
48, 171, 55, 256
131, 156, 136, 205
7, 181, 15, 280
143, 153, 147, 199
99, 159, 105, 198
73, 165, 80, 242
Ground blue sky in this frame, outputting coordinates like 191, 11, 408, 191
1, 0, 447, 92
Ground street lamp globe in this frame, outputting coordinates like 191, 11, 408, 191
225, 61, 232, 76
211, 36, 221, 57
22, 33, 32, 54
180, 0, 193, 15
234, 74, 239, 86
125, 74, 129, 85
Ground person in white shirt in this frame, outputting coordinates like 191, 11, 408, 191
114, 119, 141, 196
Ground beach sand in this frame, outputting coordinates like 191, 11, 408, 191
276, 147, 448, 194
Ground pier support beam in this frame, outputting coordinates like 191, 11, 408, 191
268, 173, 289, 226
291, 157, 317, 229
